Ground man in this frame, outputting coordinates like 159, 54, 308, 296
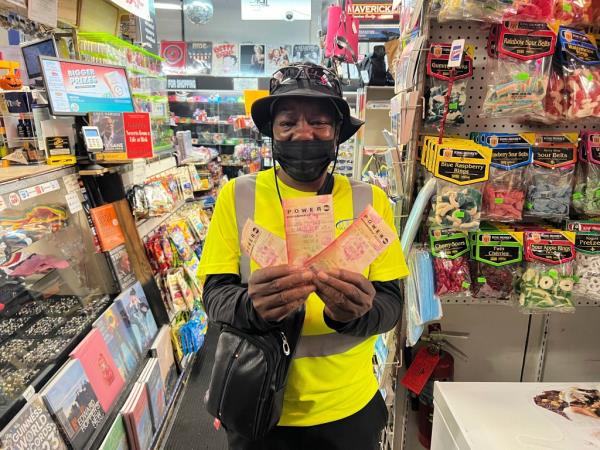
200, 63, 409, 450
98, 115, 115, 149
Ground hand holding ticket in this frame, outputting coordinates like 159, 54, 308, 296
306, 205, 397, 274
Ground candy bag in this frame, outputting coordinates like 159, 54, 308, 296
437, 0, 517, 22
542, 68, 568, 123
475, 132, 533, 222
572, 132, 600, 216
144, 181, 174, 216
573, 231, 600, 303
511, 0, 556, 20
426, 43, 473, 128
553, 0, 594, 25
430, 228, 471, 298
482, 22, 556, 119
469, 229, 523, 300
518, 230, 576, 313
525, 135, 577, 221
556, 28, 600, 120
431, 182, 484, 231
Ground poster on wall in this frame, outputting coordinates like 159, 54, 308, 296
240, 44, 265, 76
124, 112, 153, 159
266, 45, 292, 74
292, 45, 321, 64
187, 41, 212, 75
212, 43, 239, 76
160, 41, 187, 74
90, 112, 125, 153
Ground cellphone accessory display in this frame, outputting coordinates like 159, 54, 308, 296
430, 228, 471, 297
518, 231, 576, 313
483, 22, 556, 119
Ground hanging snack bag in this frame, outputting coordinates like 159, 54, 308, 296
542, 68, 568, 123
425, 137, 492, 231
437, 0, 517, 22
519, 230, 576, 312
572, 229, 600, 303
553, 0, 594, 26
470, 229, 523, 300
525, 133, 578, 221
572, 132, 600, 216
482, 22, 557, 119
557, 27, 600, 120
511, 0, 556, 20
476, 132, 534, 222
429, 228, 471, 298
426, 43, 474, 128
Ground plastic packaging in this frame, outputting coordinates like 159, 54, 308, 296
437, 0, 517, 22
553, 0, 594, 25
144, 181, 175, 217
518, 231, 576, 313
431, 182, 483, 231
542, 69, 567, 123
572, 132, 600, 216
512, 0, 556, 20
573, 232, 600, 303
483, 22, 557, 119
429, 229, 471, 298
127, 185, 149, 220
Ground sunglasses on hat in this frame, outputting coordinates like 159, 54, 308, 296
269, 65, 343, 97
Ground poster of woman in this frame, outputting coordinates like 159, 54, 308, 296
240, 44, 265, 75
266, 45, 292, 74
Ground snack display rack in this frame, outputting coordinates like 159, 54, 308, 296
381, 2, 600, 449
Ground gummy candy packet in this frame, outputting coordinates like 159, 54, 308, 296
429, 228, 472, 298
573, 231, 600, 303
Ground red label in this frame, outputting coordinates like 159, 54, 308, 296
524, 232, 575, 264
400, 347, 440, 395
124, 112, 153, 159
161, 41, 187, 69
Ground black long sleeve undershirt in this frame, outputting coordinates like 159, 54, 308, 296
203, 274, 403, 337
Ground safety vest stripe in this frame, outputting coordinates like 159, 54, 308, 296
293, 332, 368, 359
234, 173, 258, 284
348, 178, 373, 218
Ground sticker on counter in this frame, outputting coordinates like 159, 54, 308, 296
8, 192, 20, 207
65, 192, 83, 214
18, 180, 60, 201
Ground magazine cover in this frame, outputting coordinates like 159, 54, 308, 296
139, 359, 166, 429
212, 43, 239, 76
121, 384, 153, 450
187, 41, 212, 74
0, 395, 67, 450
93, 302, 141, 380
240, 44, 265, 76
90, 112, 126, 153
150, 326, 177, 400
98, 414, 129, 450
70, 328, 125, 413
108, 245, 136, 291
116, 282, 158, 354
266, 45, 292, 74
41, 359, 106, 450
292, 44, 321, 64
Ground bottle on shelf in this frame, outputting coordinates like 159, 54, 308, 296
24, 119, 33, 138
16, 119, 26, 138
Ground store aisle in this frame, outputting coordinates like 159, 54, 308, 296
164, 327, 228, 450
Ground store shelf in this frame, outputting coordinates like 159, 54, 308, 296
0, 164, 74, 185
137, 200, 188, 239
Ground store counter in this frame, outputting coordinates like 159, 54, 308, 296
431, 381, 600, 450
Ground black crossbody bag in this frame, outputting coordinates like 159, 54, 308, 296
205, 321, 299, 441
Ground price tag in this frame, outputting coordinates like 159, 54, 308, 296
448, 39, 465, 68
400, 347, 440, 395
65, 192, 83, 214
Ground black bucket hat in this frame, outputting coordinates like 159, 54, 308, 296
251, 63, 364, 144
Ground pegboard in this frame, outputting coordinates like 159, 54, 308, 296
424, 20, 599, 138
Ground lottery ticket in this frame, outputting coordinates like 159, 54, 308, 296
283, 195, 335, 266
306, 205, 396, 273
241, 219, 287, 267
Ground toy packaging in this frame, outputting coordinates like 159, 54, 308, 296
518, 230, 576, 313
573, 132, 600, 216
424, 137, 492, 231
525, 133, 578, 221
429, 228, 471, 298
483, 22, 557, 119
469, 228, 523, 300
474, 132, 534, 222
426, 43, 474, 128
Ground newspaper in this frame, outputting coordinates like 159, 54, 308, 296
241, 219, 287, 267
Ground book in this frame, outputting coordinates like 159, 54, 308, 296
0, 395, 67, 450
94, 302, 141, 380
90, 112, 126, 153
115, 282, 158, 355
212, 42, 239, 76
121, 384, 154, 450
150, 326, 178, 400
70, 328, 125, 413
90, 204, 126, 252
98, 414, 129, 450
40, 359, 106, 450
108, 245, 136, 290
138, 359, 166, 429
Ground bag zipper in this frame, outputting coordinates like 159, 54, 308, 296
218, 338, 244, 419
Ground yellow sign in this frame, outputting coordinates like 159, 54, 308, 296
243, 90, 269, 115
47, 155, 77, 165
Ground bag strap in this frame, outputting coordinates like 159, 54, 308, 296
235, 173, 259, 284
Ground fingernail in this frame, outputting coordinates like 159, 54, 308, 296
302, 271, 313, 280
317, 271, 328, 281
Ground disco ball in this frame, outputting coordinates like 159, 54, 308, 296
184, 0, 214, 24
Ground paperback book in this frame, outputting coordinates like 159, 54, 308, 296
115, 282, 158, 355
150, 326, 178, 400
108, 245, 136, 291
40, 359, 106, 450
0, 395, 67, 450
138, 358, 166, 429
98, 414, 129, 450
70, 328, 125, 413
121, 384, 154, 450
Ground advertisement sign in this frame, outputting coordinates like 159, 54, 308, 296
124, 112, 153, 159
136, 0, 158, 55
161, 41, 187, 73
41, 59, 134, 115
187, 41, 212, 74
108, 0, 151, 21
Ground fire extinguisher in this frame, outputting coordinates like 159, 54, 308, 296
416, 347, 454, 449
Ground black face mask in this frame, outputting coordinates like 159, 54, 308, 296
273, 139, 336, 183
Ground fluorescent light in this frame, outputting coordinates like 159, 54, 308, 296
154, 2, 182, 9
